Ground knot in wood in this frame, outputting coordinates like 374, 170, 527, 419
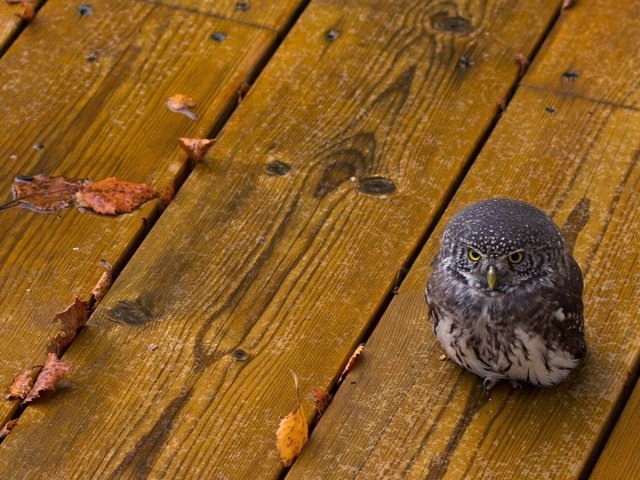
358, 176, 396, 195
432, 14, 473, 34
78, 4, 93, 16
265, 160, 291, 177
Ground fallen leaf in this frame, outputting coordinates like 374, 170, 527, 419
337, 343, 365, 385
514, 53, 529, 77
157, 183, 175, 211
16, 0, 34, 21
167, 94, 197, 120
22, 353, 70, 405
311, 388, 332, 419
0, 420, 17, 440
0, 174, 86, 213
237, 81, 250, 104
75, 177, 157, 215
178, 137, 216, 166
562, 0, 575, 10
89, 260, 113, 311
3, 366, 38, 400
46, 297, 89, 355
276, 371, 308, 467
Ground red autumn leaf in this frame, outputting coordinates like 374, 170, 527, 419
178, 138, 216, 166
75, 177, 157, 215
311, 388, 332, 419
0, 174, 86, 213
167, 94, 197, 120
337, 343, 365, 385
0, 420, 17, 440
22, 353, 70, 405
46, 297, 89, 355
3, 366, 38, 400
89, 260, 113, 311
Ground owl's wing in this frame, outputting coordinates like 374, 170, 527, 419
548, 255, 587, 359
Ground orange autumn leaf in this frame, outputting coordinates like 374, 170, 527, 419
0, 419, 17, 440
178, 137, 216, 166
16, 0, 35, 21
46, 297, 89, 355
75, 177, 157, 215
22, 353, 70, 405
167, 94, 197, 120
337, 343, 365, 385
276, 371, 308, 467
311, 388, 332, 419
89, 260, 113, 311
3, 366, 38, 401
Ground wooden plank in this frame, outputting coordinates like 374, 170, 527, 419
0, 0, 277, 425
524, 0, 640, 108
287, 87, 640, 479
0, 0, 560, 478
0, 1, 28, 52
591, 380, 640, 479
152, 0, 306, 32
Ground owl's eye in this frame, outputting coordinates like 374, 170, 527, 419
508, 252, 525, 264
467, 248, 481, 262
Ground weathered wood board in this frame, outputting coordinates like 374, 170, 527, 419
287, 87, 640, 479
0, 0, 560, 478
152, 0, 307, 32
0, 0, 34, 53
0, 0, 278, 424
525, 0, 640, 109
591, 381, 640, 479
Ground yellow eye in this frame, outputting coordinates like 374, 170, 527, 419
508, 252, 524, 264
467, 248, 481, 262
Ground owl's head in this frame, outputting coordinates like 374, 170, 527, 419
439, 198, 565, 293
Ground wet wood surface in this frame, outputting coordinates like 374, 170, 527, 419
0, 0, 281, 424
1, 0, 639, 478
0, 0, 560, 478
288, 84, 640, 480
152, 0, 307, 32
591, 381, 640, 479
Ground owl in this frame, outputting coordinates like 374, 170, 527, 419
425, 198, 586, 393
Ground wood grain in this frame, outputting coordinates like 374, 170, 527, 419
0, 1, 31, 53
0, 0, 559, 478
0, 0, 277, 424
150, 0, 306, 32
591, 380, 640, 479
288, 87, 640, 479
525, 0, 640, 109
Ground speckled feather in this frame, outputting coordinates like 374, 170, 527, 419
425, 199, 586, 390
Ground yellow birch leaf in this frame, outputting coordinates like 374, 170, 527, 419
276, 371, 308, 467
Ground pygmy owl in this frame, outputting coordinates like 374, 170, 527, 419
425, 198, 586, 393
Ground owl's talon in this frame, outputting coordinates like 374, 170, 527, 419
509, 379, 523, 389
482, 377, 499, 396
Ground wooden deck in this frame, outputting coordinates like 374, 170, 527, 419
0, 0, 638, 478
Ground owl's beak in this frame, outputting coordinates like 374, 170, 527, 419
486, 266, 498, 290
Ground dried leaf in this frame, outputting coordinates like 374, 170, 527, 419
22, 353, 70, 404
167, 94, 197, 120
157, 183, 175, 211
238, 81, 250, 104
16, 0, 34, 21
514, 53, 529, 77
0, 174, 86, 213
311, 388, 332, 419
337, 343, 365, 385
0, 420, 17, 440
89, 260, 113, 310
562, 0, 575, 10
276, 371, 308, 467
75, 177, 157, 215
46, 297, 89, 355
178, 137, 216, 166
3, 366, 38, 400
